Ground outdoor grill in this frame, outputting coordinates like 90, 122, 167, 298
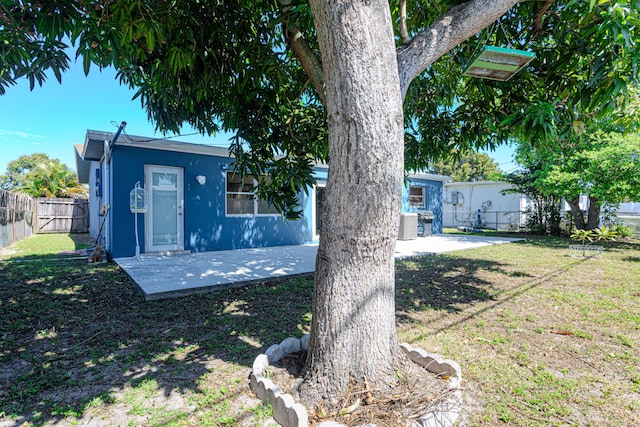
417, 211, 434, 237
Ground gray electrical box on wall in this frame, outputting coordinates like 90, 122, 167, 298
451, 191, 464, 205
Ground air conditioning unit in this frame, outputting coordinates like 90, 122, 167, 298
398, 213, 418, 240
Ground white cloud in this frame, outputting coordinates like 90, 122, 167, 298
0, 129, 46, 140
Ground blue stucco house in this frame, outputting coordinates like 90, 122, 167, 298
75, 130, 448, 258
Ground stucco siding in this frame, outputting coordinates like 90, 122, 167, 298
401, 178, 444, 234
108, 145, 313, 258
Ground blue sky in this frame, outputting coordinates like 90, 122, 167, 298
0, 57, 516, 175
0, 60, 231, 175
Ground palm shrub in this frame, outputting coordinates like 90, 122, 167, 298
610, 224, 634, 238
592, 226, 619, 242
571, 226, 618, 256
571, 228, 594, 246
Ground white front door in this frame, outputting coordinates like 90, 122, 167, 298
145, 165, 184, 252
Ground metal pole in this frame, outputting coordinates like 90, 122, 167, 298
135, 211, 141, 260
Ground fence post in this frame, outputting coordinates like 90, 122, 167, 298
11, 195, 15, 245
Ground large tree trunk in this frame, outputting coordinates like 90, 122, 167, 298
585, 196, 601, 230
301, 0, 405, 406
566, 196, 587, 230
295, 0, 522, 409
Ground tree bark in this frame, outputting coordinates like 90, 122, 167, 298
285, 24, 326, 105
299, 0, 523, 409
566, 196, 586, 230
585, 196, 601, 230
302, 0, 405, 405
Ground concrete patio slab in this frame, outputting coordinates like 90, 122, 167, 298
114, 234, 522, 300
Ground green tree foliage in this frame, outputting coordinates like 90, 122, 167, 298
0, 153, 50, 191
503, 161, 564, 235
1, 1, 638, 205
428, 151, 502, 181
403, 1, 640, 170
510, 122, 640, 231
0, 154, 87, 198
533, 130, 640, 230
490, 3, 640, 231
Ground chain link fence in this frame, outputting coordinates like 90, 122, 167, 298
615, 212, 640, 236
443, 209, 526, 231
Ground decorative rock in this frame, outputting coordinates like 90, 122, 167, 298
253, 354, 269, 372
255, 377, 276, 402
266, 384, 282, 407
399, 343, 462, 388
265, 344, 283, 363
249, 371, 261, 395
251, 339, 462, 427
399, 343, 462, 427
289, 402, 308, 426
419, 390, 462, 427
300, 334, 310, 351
273, 393, 298, 426
279, 337, 301, 355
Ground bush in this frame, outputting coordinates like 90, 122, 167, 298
610, 224, 634, 238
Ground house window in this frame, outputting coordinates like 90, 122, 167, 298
226, 172, 280, 216
409, 186, 426, 208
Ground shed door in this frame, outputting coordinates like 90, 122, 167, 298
144, 165, 184, 252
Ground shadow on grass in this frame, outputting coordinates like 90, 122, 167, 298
0, 253, 313, 426
396, 256, 502, 316
394, 254, 534, 325
1, 232, 610, 426
395, 250, 593, 338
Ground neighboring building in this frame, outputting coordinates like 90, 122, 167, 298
617, 202, 640, 214
75, 130, 448, 258
443, 181, 528, 230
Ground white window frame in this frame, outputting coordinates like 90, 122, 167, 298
409, 185, 426, 208
225, 171, 280, 217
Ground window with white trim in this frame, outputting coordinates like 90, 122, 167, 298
226, 172, 280, 216
409, 186, 426, 208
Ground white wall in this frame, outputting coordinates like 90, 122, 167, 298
443, 181, 527, 230
618, 202, 640, 214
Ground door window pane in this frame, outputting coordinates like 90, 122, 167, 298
152, 172, 178, 245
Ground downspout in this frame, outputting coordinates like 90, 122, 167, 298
104, 122, 127, 255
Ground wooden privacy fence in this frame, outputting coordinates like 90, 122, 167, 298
35, 198, 89, 234
0, 190, 90, 248
0, 189, 35, 248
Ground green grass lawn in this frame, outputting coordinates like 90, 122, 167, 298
1, 233, 639, 426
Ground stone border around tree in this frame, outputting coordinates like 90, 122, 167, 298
249, 335, 462, 427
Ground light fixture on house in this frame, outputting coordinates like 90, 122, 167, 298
463, 46, 535, 81
195, 175, 207, 185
